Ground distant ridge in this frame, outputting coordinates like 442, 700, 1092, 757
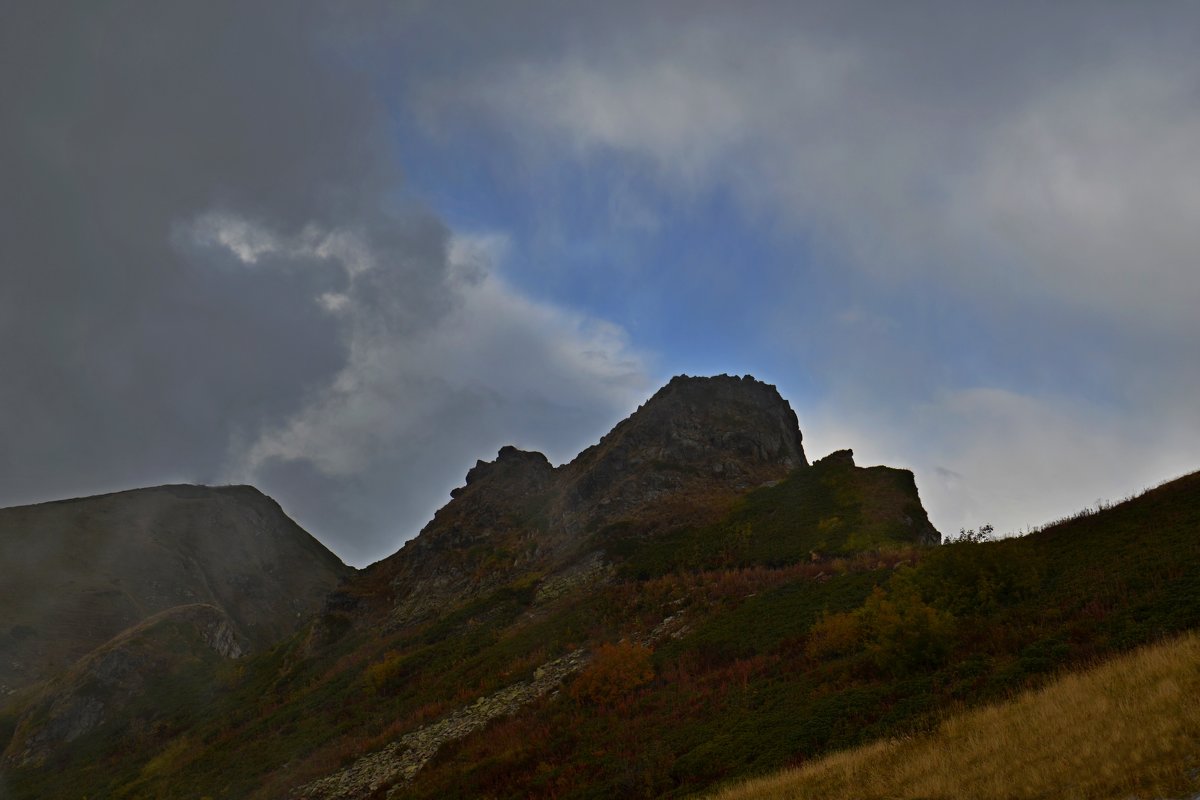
0, 483, 350, 694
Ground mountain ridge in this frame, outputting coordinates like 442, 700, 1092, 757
0, 483, 350, 696
15, 375, 1194, 799
357, 375, 833, 628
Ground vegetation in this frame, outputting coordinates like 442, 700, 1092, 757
569, 642, 655, 707
605, 452, 933, 578
400, 470, 1200, 799
708, 632, 1200, 800
4, 466, 1199, 799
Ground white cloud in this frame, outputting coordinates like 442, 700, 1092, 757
962, 64, 1200, 327
191, 213, 284, 265
425, 20, 1200, 331
189, 212, 379, 285
196, 216, 651, 562
238, 247, 648, 477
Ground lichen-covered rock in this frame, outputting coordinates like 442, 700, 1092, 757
292, 649, 589, 800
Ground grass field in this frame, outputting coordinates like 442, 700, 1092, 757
708, 632, 1200, 800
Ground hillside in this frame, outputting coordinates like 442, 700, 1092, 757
0, 484, 350, 695
709, 631, 1200, 800
1, 375, 1197, 799
364, 374, 823, 627
4, 604, 245, 771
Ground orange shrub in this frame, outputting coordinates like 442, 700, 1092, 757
570, 641, 655, 707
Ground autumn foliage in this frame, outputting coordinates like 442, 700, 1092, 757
569, 641, 655, 707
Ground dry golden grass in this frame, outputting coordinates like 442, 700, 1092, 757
709, 633, 1200, 800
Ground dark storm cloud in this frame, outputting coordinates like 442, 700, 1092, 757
1, 3, 650, 565
0, 2, 415, 502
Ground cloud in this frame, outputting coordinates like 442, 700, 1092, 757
196, 221, 651, 564
405, 2, 1200, 535
433, 10, 1200, 328
962, 63, 1200, 328
0, 2, 651, 566
7, 0, 1199, 565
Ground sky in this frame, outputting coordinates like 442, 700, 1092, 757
3, 1, 1199, 567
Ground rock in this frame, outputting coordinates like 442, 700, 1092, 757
2, 604, 247, 768
370, 375, 812, 627
292, 649, 589, 800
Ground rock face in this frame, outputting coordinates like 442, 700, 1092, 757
369, 375, 811, 626
557, 374, 807, 530
810, 449, 942, 547
3, 604, 246, 768
0, 484, 350, 694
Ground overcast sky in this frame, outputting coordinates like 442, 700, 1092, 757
4, 2, 1199, 566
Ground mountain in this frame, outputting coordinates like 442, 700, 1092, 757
0, 484, 350, 696
2, 374, 1196, 799
3, 603, 243, 770
363, 374, 823, 626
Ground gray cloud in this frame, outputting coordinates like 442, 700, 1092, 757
1, 3, 650, 565
422, 3, 1200, 328
2, 3, 367, 499
7, 1, 1199, 562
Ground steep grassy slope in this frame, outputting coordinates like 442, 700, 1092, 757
709, 632, 1200, 800
392, 470, 1200, 798
2, 604, 244, 793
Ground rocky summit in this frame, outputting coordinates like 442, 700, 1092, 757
363, 375, 819, 626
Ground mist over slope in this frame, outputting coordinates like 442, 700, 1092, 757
0, 484, 349, 695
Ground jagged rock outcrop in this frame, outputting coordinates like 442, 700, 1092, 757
2, 604, 246, 768
557, 374, 807, 529
0, 484, 350, 694
810, 449, 941, 547
362, 374, 939, 631
370, 375, 811, 626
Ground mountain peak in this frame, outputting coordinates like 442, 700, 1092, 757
637, 372, 806, 467
0, 484, 349, 694
451, 447, 553, 499
374, 375, 827, 625
563, 374, 806, 496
